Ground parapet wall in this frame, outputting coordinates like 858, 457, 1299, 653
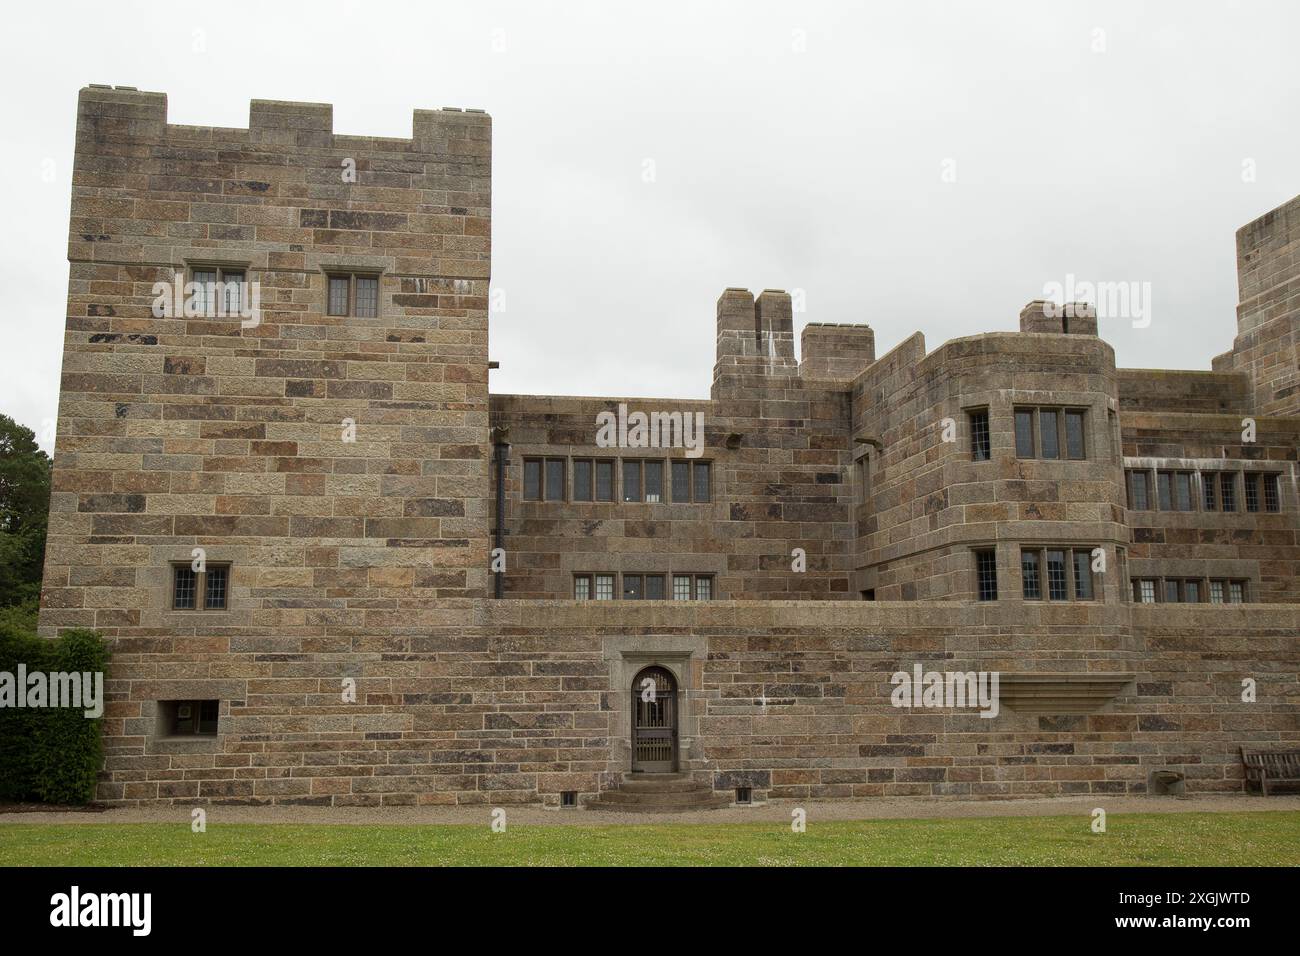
90, 599, 1300, 806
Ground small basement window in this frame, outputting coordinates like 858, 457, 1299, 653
735, 787, 753, 805
161, 699, 220, 737
561, 791, 577, 808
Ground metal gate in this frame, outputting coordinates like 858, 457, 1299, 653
632, 666, 677, 773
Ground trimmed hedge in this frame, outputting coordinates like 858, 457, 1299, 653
0, 625, 109, 804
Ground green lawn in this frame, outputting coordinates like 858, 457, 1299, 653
1, 812, 1297, 866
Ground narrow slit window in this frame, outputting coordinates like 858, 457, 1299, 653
1129, 471, 1149, 511
975, 549, 998, 601
1245, 473, 1260, 512
1202, 473, 1217, 511
1039, 409, 1060, 460
969, 409, 990, 462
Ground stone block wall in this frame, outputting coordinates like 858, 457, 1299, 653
39, 86, 493, 640
88, 599, 1300, 806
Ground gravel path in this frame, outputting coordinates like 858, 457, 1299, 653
3, 793, 1297, 828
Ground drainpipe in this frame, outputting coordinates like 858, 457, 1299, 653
491, 426, 509, 599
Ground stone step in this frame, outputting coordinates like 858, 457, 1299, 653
617, 776, 707, 794
593, 788, 724, 807
587, 793, 733, 813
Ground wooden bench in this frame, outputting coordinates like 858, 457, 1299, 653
1241, 748, 1300, 795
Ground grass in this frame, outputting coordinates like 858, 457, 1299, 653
1, 811, 1297, 866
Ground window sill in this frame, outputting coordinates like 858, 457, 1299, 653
148, 735, 221, 754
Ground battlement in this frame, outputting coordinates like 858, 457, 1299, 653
800, 322, 876, 382
77, 85, 490, 152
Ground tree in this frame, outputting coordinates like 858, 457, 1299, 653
0, 414, 52, 610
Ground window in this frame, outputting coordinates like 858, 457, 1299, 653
1229, 581, 1245, 603
644, 461, 664, 503
204, 565, 229, 610
1039, 410, 1059, 460
1220, 473, 1236, 511
1202, 472, 1217, 511
573, 459, 593, 501
325, 272, 381, 318
545, 459, 565, 501
1246, 471, 1284, 512
1046, 549, 1068, 600
1155, 578, 1205, 603
1245, 473, 1260, 512
623, 461, 642, 502
1021, 549, 1041, 600
1064, 411, 1086, 460
1014, 409, 1035, 457
594, 575, 615, 600
1133, 579, 1157, 603
172, 563, 230, 610
621, 574, 666, 600
692, 461, 712, 503
164, 699, 219, 737
1022, 547, 1097, 601
975, 549, 998, 601
1156, 471, 1193, 511
1263, 474, 1281, 512
969, 409, 990, 461
1209, 580, 1224, 604
595, 460, 615, 502
1072, 550, 1094, 600
523, 459, 542, 500
671, 574, 713, 600
671, 461, 690, 501
573, 575, 591, 600
188, 265, 247, 316
1014, 407, 1087, 460
173, 566, 196, 609
1128, 470, 1150, 510
522, 458, 565, 501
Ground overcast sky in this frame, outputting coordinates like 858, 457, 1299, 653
2, 0, 1298, 452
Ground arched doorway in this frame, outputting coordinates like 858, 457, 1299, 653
631, 666, 678, 773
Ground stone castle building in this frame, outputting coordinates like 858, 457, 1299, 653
37, 86, 1299, 807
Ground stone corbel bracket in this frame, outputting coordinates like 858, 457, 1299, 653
998, 673, 1136, 714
